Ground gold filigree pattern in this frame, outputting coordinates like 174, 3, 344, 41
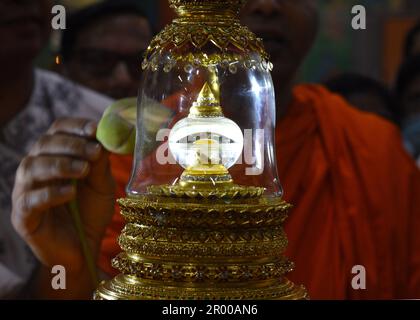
143, 23, 269, 71
121, 223, 286, 244
118, 237, 287, 258
112, 253, 294, 283
142, 0, 270, 72
118, 223, 288, 258
148, 184, 265, 199
169, 0, 247, 13
95, 275, 308, 300
118, 196, 291, 228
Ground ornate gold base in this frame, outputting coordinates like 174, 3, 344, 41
95, 275, 307, 300
94, 195, 308, 300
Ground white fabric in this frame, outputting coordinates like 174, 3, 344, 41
0, 69, 112, 299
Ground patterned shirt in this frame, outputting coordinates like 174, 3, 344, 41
0, 69, 112, 298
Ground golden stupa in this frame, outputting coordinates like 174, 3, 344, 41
94, 0, 308, 300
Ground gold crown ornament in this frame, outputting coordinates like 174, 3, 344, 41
142, 0, 270, 73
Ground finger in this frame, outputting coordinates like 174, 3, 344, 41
11, 184, 76, 238
30, 134, 102, 161
47, 118, 97, 138
85, 151, 116, 196
15, 156, 90, 190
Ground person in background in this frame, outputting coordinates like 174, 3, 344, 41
59, 0, 153, 99
404, 19, 420, 58
324, 73, 398, 124
10, 0, 420, 299
0, 0, 113, 298
395, 54, 420, 167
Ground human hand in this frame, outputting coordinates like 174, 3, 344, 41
11, 118, 115, 275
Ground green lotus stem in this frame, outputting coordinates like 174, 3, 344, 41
69, 180, 99, 287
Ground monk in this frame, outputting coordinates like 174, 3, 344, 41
11, 0, 420, 299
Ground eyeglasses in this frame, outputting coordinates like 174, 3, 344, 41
70, 48, 146, 79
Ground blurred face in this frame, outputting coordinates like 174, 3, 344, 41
65, 14, 152, 100
241, 0, 319, 85
0, 0, 50, 66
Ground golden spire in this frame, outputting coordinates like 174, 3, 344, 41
195, 82, 218, 105
189, 82, 223, 117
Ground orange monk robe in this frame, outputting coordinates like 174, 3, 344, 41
99, 84, 420, 299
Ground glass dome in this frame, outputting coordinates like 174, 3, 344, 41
127, 0, 282, 198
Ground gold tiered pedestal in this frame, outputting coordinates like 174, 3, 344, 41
94, 192, 307, 300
